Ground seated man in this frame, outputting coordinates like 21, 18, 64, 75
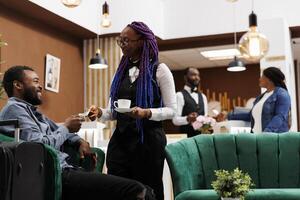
0, 66, 150, 200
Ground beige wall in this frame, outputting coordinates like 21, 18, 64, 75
0, 5, 84, 122
84, 37, 122, 135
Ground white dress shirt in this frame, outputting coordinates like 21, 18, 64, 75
251, 90, 274, 133
172, 85, 208, 126
99, 63, 177, 121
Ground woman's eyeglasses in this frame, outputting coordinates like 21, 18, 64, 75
116, 36, 141, 47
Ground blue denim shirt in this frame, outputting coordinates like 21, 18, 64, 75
228, 87, 291, 133
0, 97, 82, 169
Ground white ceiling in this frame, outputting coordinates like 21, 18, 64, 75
159, 40, 300, 71
159, 45, 257, 70
29, 0, 300, 39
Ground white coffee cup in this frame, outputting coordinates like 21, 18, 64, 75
114, 99, 131, 109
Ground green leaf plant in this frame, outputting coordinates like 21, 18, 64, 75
212, 168, 254, 200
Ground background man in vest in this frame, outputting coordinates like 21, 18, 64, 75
172, 67, 208, 137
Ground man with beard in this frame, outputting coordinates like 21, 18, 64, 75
172, 67, 208, 137
0, 66, 152, 200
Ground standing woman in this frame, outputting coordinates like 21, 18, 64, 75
89, 22, 176, 200
227, 67, 291, 133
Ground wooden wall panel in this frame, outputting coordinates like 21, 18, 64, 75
0, 5, 84, 122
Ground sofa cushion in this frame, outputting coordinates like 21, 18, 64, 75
176, 189, 300, 200
246, 189, 300, 200
235, 133, 260, 186
193, 135, 219, 189
176, 189, 219, 200
256, 134, 279, 188
278, 133, 300, 188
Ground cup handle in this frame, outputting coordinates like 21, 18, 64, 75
113, 101, 118, 108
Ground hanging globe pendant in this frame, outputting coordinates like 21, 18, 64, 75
239, 12, 269, 61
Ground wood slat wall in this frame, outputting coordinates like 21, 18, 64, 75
83, 37, 122, 136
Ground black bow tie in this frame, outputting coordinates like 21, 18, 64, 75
191, 87, 198, 93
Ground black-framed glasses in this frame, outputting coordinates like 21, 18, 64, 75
116, 36, 141, 47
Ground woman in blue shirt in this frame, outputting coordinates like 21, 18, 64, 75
228, 67, 291, 133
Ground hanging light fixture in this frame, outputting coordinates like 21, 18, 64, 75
61, 0, 81, 8
88, 35, 108, 69
89, 49, 108, 69
239, 0, 269, 61
101, 1, 111, 28
227, 0, 246, 72
228, 56, 246, 72
88, 1, 111, 69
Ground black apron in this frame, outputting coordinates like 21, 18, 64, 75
179, 89, 205, 137
106, 64, 166, 200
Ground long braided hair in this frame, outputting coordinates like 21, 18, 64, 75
110, 22, 159, 143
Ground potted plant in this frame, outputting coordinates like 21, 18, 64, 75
211, 168, 254, 200
192, 115, 216, 134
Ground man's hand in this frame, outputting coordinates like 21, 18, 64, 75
187, 112, 198, 124
126, 107, 152, 119
78, 139, 92, 159
214, 112, 227, 122
64, 115, 82, 133
78, 139, 97, 170
88, 105, 102, 121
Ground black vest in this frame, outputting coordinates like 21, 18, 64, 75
116, 64, 162, 134
179, 89, 205, 137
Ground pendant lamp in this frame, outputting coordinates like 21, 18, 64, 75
101, 2, 111, 28
88, 35, 108, 69
88, 1, 111, 69
239, 1, 269, 61
227, 0, 246, 72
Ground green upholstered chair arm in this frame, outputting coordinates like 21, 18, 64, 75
43, 145, 105, 200
91, 147, 105, 172
165, 137, 205, 197
0, 133, 105, 200
0, 133, 14, 142
62, 144, 105, 173
44, 144, 62, 200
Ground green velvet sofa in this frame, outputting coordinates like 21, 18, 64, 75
165, 133, 300, 200
0, 133, 105, 200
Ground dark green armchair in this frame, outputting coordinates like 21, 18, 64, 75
165, 133, 300, 200
0, 133, 105, 200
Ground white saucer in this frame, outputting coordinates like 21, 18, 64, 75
114, 107, 133, 113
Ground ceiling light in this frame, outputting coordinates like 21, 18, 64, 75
88, 49, 108, 69
227, 0, 246, 72
200, 48, 241, 60
227, 56, 246, 72
239, 0, 269, 61
101, 2, 111, 28
61, 0, 81, 8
